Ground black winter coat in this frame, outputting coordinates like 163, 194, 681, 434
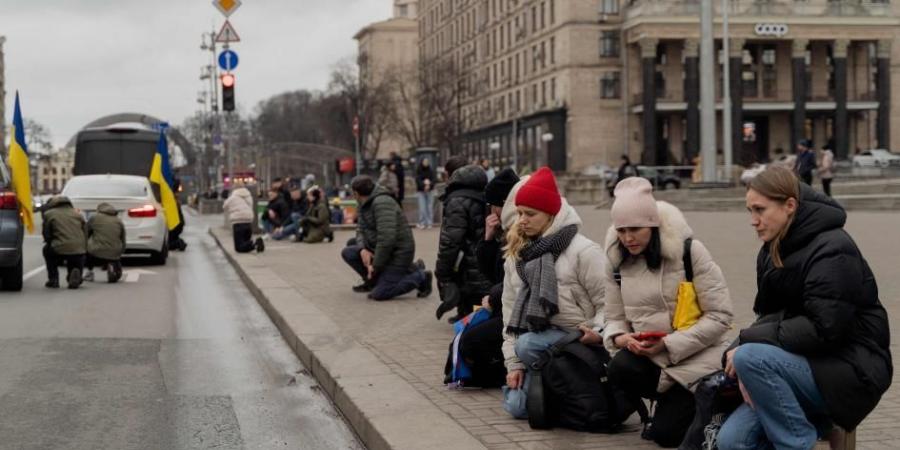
475, 237, 505, 285
735, 185, 892, 430
356, 186, 416, 273
415, 165, 436, 192
266, 197, 291, 227
436, 165, 491, 296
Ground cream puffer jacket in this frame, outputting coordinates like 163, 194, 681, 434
223, 187, 255, 224
603, 201, 733, 392
501, 199, 606, 372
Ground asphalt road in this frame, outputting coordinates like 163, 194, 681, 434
0, 211, 362, 450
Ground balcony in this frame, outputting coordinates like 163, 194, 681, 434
625, 0, 891, 21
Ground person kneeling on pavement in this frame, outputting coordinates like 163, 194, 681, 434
340, 175, 432, 301
602, 177, 734, 448
500, 167, 606, 419
42, 196, 87, 289
84, 202, 125, 283
297, 186, 334, 243
223, 181, 264, 254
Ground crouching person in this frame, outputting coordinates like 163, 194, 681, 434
603, 178, 733, 448
42, 196, 87, 289
223, 181, 264, 253
84, 203, 125, 283
341, 176, 432, 300
717, 167, 892, 450
500, 168, 606, 419
298, 186, 334, 243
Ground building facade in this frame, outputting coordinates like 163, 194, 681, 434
35, 149, 74, 194
416, 0, 900, 173
355, 0, 420, 159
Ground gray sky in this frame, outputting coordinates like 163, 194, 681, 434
0, 0, 390, 148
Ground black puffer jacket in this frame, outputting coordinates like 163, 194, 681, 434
356, 186, 416, 273
735, 185, 892, 430
435, 165, 491, 295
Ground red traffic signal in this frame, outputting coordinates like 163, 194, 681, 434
221, 73, 235, 87
221, 73, 236, 112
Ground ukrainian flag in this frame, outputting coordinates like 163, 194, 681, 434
149, 127, 181, 230
7, 92, 34, 233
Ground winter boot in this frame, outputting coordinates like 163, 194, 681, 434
67, 268, 82, 290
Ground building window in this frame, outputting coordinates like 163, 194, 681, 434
550, 37, 556, 64
551, 77, 557, 100
601, 72, 621, 99
600, 0, 619, 14
550, 0, 556, 24
600, 31, 620, 58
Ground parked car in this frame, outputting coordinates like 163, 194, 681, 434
606, 166, 682, 195
852, 149, 900, 168
0, 164, 24, 291
62, 174, 168, 265
739, 154, 798, 185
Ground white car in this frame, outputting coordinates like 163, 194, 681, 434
852, 149, 900, 168
740, 155, 798, 185
62, 174, 168, 264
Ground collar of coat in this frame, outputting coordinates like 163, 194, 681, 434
603, 201, 694, 268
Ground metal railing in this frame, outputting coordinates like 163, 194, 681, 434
626, 0, 891, 20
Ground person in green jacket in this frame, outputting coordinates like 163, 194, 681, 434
298, 187, 334, 243
42, 196, 87, 289
84, 203, 126, 283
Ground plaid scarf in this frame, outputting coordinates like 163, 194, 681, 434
506, 224, 578, 336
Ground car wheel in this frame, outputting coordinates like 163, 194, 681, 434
149, 240, 169, 266
664, 181, 679, 191
1, 255, 24, 291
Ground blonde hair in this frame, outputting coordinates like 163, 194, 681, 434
747, 166, 800, 268
503, 213, 554, 260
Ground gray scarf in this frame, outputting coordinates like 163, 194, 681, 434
506, 224, 578, 336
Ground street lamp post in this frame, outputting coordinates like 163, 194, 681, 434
700, 0, 717, 182
541, 133, 554, 169
722, 0, 733, 183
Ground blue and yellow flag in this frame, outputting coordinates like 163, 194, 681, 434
149, 127, 181, 230
8, 92, 34, 233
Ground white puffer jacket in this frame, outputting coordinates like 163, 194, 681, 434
602, 201, 733, 392
501, 199, 606, 371
223, 187, 255, 224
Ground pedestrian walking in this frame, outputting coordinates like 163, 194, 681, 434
415, 158, 436, 229
435, 164, 493, 323
340, 176, 432, 301
378, 162, 400, 199
717, 166, 891, 450
793, 140, 816, 185
818, 146, 835, 197
500, 167, 606, 419
391, 151, 406, 203
602, 177, 734, 447
84, 202, 125, 283
41, 196, 87, 289
223, 181, 264, 254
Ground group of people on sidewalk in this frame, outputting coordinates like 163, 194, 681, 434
336, 157, 891, 449
41, 196, 126, 289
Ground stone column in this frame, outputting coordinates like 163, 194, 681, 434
684, 39, 700, 164
729, 39, 747, 164
877, 39, 891, 149
641, 38, 659, 165
833, 39, 849, 159
791, 39, 809, 149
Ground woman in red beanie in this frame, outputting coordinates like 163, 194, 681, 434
500, 167, 607, 420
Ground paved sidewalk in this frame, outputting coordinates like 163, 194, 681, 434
211, 207, 900, 450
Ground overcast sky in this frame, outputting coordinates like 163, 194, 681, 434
0, 0, 391, 148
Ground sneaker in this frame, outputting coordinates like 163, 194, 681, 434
289, 234, 299, 242
108, 262, 123, 283
352, 282, 374, 293
67, 268, 82, 289
417, 271, 433, 298
45, 279, 59, 289
83, 270, 94, 282
325, 231, 334, 243
416, 224, 424, 230
255, 237, 265, 253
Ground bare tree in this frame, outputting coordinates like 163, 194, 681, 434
24, 119, 53, 154
328, 58, 396, 160
416, 55, 465, 155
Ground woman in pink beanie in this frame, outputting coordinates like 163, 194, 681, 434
499, 167, 607, 421
603, 177, 734, 447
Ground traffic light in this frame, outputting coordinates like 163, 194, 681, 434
221, 73, 235, 112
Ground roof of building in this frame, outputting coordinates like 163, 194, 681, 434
354, 17, 418, 40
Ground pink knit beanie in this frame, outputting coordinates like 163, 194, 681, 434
611, 177, 660, 229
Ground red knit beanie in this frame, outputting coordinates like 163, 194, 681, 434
515, 167, 561, 215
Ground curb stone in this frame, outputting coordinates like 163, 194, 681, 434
209, 227, 487, 450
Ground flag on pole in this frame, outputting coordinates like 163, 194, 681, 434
149, 127, 181, 230
8, 92, 34, 233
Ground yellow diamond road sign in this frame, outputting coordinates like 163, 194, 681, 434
213, 0, 241, 17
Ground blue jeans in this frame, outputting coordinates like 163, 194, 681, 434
417, 191, 434, 227
718, 343, 830, 450
272, 213, 302, 240
502, 329, 568, 419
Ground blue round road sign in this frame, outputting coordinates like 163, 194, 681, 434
218, 50, 239, 71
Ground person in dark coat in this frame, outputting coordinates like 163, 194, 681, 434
263, 189, 291, 236
84, 202, 125, 283
793, 139, 816, 185
41, 196, 87, 289
391, 152, 406, 203
434, 164, 493, 323
298, 187, 333, 243
475, 168, 520, 284
341, 176, 432, 301
718, 166, 892, 450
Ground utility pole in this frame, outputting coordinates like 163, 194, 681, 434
722, 0, 733, 183
700, 0, 717, 182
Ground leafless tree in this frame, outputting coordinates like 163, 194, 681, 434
328, 58, 396, 160
23, 119, 53, 154
415, 55, 465, 154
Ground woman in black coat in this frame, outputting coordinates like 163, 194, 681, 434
718, 166, 891, 450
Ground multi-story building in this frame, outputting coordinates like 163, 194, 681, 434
355, 0, 420, 159
418, 0, 900, 173
35, 149, 74, 194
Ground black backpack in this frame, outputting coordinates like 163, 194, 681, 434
527, 330, 649, 433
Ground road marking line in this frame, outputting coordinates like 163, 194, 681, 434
24, 266, 46, 281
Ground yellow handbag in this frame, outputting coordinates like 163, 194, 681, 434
672, 239, 702, 331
